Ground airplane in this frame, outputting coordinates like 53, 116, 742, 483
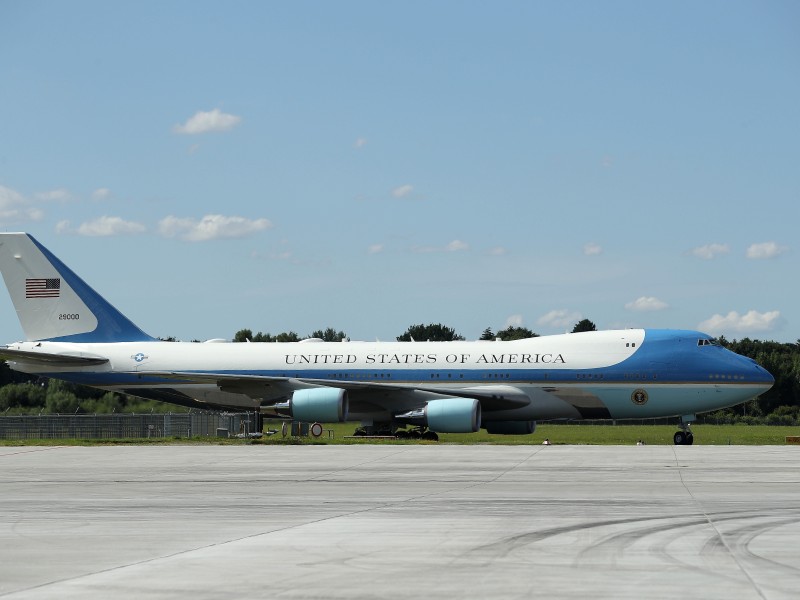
0, 232, 774, 445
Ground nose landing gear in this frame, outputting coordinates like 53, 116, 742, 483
673, 414, 695, 445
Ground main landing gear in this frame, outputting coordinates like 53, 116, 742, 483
673, 414, 695, 445
395, 427, 439, 441
352, 424, 439, 441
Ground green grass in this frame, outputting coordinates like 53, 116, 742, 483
261, 422, 799, 445
440, 424, 800, 445
290, 423, 800, 445
3, 423, 799, 446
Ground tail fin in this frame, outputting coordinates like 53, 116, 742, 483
0, 233, 155, 342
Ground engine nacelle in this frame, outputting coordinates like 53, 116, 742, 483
291, 388, 349, 422
426, 397, 481, 433
483, 420, 536, 435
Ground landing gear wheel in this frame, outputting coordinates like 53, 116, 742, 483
673, 431, 686, 445
395, 429, 409, 439
353, 428, 367, 436
686, 432, 694, 445
421, 431, 439, 441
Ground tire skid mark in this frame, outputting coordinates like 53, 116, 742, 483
463, 506, 799, 585
466, 514, 692, 563
467, 507, 770, 561
574, 516, 710, 566
710, 515, 800, 574
575, 512, 792, 583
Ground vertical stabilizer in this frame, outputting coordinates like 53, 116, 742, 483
0, 233, 155, 342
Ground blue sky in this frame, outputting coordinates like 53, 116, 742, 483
1, 1, 798, 343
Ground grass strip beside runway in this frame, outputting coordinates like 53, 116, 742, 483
1, 424, 799, 445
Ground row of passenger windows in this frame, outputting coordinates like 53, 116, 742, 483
329, 373, 392, 379
318, 372, 633, 380
284, 372, 744, 381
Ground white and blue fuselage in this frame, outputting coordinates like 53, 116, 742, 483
2, 329, 773, 423
0, 233, 774, 437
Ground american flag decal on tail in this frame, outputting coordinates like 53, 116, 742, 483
25, 278, 61, 298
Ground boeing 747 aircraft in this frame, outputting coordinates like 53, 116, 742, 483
0, 233, 774, 444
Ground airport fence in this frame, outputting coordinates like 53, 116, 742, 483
0, 411, 256, 440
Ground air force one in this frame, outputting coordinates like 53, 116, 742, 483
0, 233, 774, 444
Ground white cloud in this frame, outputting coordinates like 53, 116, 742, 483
583, 242, 602, 256
57, 216, 146, 236
698, 310, 782, 335
92, 188, 112, 201
690, 243, 730, 260
0, 185, 25, 207
625, 296, 669, 312
746, 241, 787, 260
413, 239, 469, 253
173, 108, 242, 135
158, 214, 272, 241
488, 246, 507, 256
392, 184, 414, 198
537, 309, 582, 330
445, 240, 468, 252
35, 188, 71, 202
251, 249, 293, 262
27, 208, 44, 221
505, 314, 524, 328
367, 243, 384, 254
355, 137, 367, 148
0, 185, 45, 223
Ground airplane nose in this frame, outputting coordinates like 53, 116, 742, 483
732, 353, 774, 390
749, 360, 775, 389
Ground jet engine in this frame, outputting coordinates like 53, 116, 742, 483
483, 420, 536, 435
399, 397, 481, 433
267, 387, 349, 422
428, 398, 481, 432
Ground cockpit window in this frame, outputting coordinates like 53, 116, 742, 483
698, 338, 721, 347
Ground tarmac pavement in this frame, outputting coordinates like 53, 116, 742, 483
1, 444, 799, 599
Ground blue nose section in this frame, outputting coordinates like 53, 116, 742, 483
756, 363, 775, 386
739, 354, 775, 388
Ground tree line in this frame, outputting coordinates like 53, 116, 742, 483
714, 336, 800, 424
232, 318, 599, 344
1, 320, 798, 423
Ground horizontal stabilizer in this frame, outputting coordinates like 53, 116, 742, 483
0, 347, 109, 366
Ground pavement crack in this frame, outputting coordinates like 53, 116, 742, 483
670, 446, 769, 600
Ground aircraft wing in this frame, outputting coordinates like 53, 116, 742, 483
139, 371, 530, 411
0, 347, 109, 366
